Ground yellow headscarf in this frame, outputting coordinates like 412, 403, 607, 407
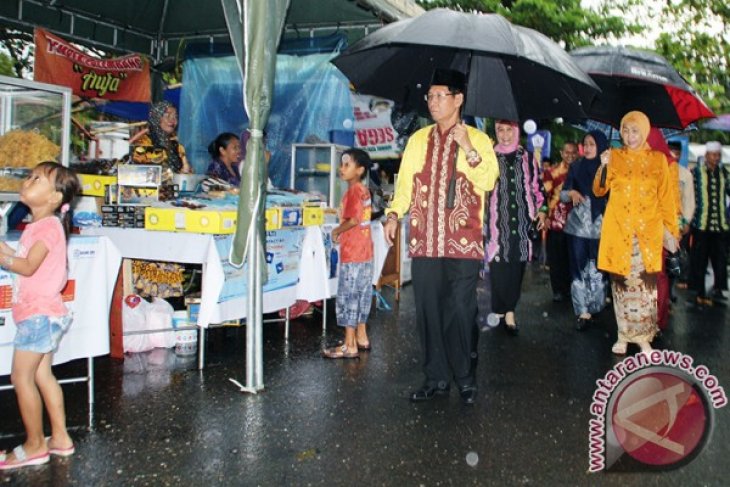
619, 111, 651, 151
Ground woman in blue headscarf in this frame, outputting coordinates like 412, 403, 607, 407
561, 130, 609, 330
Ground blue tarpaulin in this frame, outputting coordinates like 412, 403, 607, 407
178, 53, 353, 186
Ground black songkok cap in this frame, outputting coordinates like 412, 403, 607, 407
430, 68, 466, 93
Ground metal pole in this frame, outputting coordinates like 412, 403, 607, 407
246, 230, 255, 389
254, 234, 264, 390
87, 357, 94, 430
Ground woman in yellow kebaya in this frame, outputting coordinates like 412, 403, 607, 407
593, 111, 678, 355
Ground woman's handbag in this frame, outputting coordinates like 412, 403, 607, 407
666, 251, 682, 278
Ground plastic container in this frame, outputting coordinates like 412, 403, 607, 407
486, 313, 500, 328
175, 329, 198, 356
173, 310, 197, 355
172, 173, 206, 192
172, 310, 188, 328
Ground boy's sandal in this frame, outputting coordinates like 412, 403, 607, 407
46, 437, 75, 457
322, 345, 359, 360
0, 445, 50, 470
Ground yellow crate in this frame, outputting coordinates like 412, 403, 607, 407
302, 207, 338, 227
265, 207, 282, 231
79, 174, 117, 197
185, 209, 237, 234
303, 206, 324, 226
145, 207, 186, 232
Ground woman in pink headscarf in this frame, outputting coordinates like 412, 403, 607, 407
484, 120, 547, 335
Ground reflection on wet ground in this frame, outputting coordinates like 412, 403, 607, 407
1, 264, 728, 485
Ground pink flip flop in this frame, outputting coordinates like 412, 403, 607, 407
45, 437, 76, 457
0, 445, 50, 470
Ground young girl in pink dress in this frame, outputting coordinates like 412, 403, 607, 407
0, 162, 80, 470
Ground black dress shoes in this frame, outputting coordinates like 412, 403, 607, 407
409, 385, 450, 402
505, 321, 519, 336
459, 385, 477, 405
576, 317, 590, 331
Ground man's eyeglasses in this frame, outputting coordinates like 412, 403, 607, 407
424, 92, 455, 102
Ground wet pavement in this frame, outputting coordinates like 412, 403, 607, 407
1, 263, 728, 486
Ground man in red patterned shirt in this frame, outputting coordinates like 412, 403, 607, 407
384, 69, 498, 405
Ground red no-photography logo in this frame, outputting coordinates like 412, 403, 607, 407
611, 371, 709, 467
588, 351, 726, 472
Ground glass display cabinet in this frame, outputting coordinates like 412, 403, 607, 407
0, 75, 72, 202
290, 143, 347, 208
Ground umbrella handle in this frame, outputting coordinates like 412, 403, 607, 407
599, 165, 608, 188
446, 148, 459, 209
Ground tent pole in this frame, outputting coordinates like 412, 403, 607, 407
246, 230, 255, 389
254, 229, 264, 390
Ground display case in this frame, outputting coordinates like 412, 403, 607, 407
290, 143, 347, 208
0, 75, 72, 201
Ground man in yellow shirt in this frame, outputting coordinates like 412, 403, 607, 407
384, 69, 498, 405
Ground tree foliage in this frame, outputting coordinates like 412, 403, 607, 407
0, 52, 15, 77
653, 0, 729, 114
0, 28, 34, 78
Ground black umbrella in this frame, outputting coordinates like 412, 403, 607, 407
570, 45, 715, 129
332, 8, 599, 121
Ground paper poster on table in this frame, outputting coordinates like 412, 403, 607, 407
351, 93, 401, 159
214, 229, 306, 303
33, 28, 151, 102
1, 236, 116, 376
320, 224, 340, 280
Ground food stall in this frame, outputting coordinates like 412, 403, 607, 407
0, 75, 116, 419
0, 75, 73, 231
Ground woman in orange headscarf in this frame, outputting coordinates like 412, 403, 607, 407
593, 111, 678, 355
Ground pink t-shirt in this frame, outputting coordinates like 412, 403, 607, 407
12, 216, 68, 323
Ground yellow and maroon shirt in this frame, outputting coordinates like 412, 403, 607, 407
388, 124, 499, 259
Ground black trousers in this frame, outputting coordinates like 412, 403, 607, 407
489, 260, 527, 314
689, 229, 728, 296
547, 229, 571, 296
411, 257, 481, 389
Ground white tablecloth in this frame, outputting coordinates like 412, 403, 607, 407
83, 223, 390, 327
83, 227, 332, 326
0, 235, 121, 376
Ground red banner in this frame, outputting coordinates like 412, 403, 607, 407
33, 28, 151, 102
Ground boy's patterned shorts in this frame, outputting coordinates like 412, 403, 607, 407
336, 261, 373, 328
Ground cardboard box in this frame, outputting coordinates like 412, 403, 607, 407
265, 207, 282, 231
280, 207, 302, 227
185, 209, 237, 234
323, 208, 338, 224
145, 207, 186, 232
79, 174, 117, 197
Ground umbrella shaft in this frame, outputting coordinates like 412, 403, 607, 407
446, 177, 456, 209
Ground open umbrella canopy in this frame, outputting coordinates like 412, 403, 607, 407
570, 45, 715, 129
332, 8, 599, 121
702, 114, 730, 132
